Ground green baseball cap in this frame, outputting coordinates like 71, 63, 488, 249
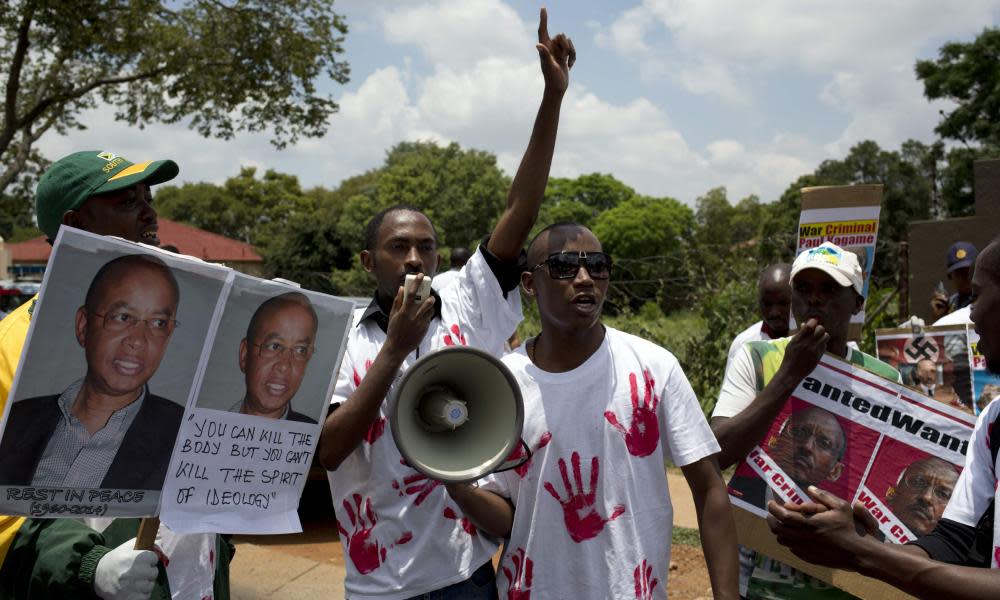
35, 150, 179, 240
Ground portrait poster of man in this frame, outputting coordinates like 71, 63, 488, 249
160, 273, 353, 534
728, 353, 975, 542
968, 328, 1000, 413
0, 228, 230, 517
856, 437, 962, 544
875, 325, 973, 412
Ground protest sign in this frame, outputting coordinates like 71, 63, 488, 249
0, 228, 231, 517
160, 274, 352, 534
729, 353, 974, 598
797, 184, 882, 340
968, 328, 1000, 413
875, 325, 973, 413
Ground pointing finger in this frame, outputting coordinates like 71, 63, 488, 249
538, 7, 550, 45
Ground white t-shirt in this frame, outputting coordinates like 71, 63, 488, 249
939, 396, 1000, 565
430, 268, 461, 291
328, 249, 522, 600
725, 321, 771, 373
481, 328, 720, 599
934, 305, 973, 326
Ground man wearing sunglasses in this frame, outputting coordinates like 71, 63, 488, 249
0, 254, 183, 490
442, 222, 739, 599
317, 9, 574, 599
231, 292, 319, 424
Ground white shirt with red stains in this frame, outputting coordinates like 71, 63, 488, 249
328, 248, 522, 599
481, 328, 720, 600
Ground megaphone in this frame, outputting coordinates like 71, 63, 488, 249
390, 346, 526, 483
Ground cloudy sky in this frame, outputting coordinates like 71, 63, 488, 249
38, 0, 1000, 206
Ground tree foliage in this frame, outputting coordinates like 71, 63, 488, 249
0, 0, 350, 199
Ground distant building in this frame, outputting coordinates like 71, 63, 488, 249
5, 218, 264, 280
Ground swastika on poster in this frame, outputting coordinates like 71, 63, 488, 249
903, 336, 940, 363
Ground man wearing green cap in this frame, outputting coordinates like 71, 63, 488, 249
0, 150, 231, 599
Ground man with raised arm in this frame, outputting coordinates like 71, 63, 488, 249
317, 9, 574, 598
443, 222, 738, 599
768, 237, 1000, 600
711, 241, 899, 599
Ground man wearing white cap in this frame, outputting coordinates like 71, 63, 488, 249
710, 241, 900, 599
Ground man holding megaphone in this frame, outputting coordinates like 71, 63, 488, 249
446, 223, 740, 599
317, 8, 574, 598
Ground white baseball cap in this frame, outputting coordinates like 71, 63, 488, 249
791, 242, 864, 295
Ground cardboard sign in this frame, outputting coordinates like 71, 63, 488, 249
797, 184, 883, 340
875, 325, 973, 414
0, 228, 352, 534
729, 354, 974, 597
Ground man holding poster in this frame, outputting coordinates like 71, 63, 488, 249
711, 241, 899, 599
0, 151, 230, 599
767, 238, 1000, 599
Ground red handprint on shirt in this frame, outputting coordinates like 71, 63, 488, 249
502, 547, 533, 600
391, 459, 442, 506
504, 431, 552, 478
443, 324, 467, 346
364, 417, 386, 445
605, 370, 660, 457
337, 494, 412, 574
352, 359, 374, 386
633, 559, 659, 599
443, 506, 478, 536
543, 452, 625, 542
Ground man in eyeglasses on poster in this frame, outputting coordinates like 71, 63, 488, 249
0, 253, 184, 491
230, 292, 319, 424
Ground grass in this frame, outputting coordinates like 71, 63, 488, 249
672, 526, 702, 548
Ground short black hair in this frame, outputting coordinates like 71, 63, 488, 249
84, 254, 180, 313
363, 204, 438, 251
526, 221, 589, 264
246, 292, 319, 341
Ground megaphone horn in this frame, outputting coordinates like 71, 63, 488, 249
390, 346, 528, 483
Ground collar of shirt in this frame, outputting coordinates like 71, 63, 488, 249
357, 288, 444, 334
58, 377, 146, 435
229, 397, 290, 420
760, 321, 775, 338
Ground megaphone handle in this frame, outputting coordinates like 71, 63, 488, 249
495, 438, 532, 473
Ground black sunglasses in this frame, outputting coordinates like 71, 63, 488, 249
531, 251, 613, 280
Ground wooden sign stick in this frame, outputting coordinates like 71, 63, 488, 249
134, 517, 160, 550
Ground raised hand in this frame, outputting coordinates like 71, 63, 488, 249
536, 7, 575, 94
633, 559, 659, 600
442, 506, 478, 536
605, 370, 660, 457
543, 451, 626, 542
385, 276, 435, 357
502, 547, 534, 600
337, 494, 412, 574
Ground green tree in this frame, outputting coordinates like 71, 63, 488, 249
916, 28, 1000, 147
0, 0, 350, 198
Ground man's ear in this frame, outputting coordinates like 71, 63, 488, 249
828, 462, 844, 483
239, 338, 249, 374
436, 252, 443, 275
62, 209, 83, 230
521, 271, 536, 296
360, 250, 374, 274
852, 292, 865, 316
75, 306, 88, 347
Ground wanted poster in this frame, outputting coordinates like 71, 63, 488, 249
0, 228, 231, 517
160, 273, 353, 534
797, 184, 882, 340
729, 354, 975, 548
968, 328, 1000, 414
